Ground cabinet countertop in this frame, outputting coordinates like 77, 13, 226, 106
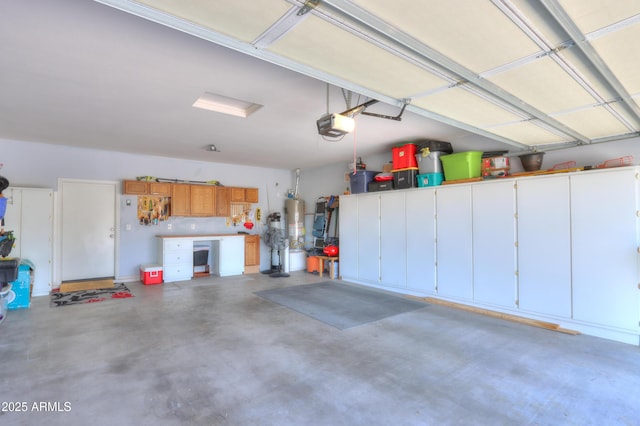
156, 234, 256, 239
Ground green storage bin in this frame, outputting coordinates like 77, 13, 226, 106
440, 151, 483, 181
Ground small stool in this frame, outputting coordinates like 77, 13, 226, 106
316, 256, 339, 279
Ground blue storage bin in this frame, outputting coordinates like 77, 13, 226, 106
349, 170, 379, 194
8, 262, 32, 310
417, 173, 444, 187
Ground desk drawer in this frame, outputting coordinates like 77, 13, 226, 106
163, 250, 192, 265
164, 239, 191, 251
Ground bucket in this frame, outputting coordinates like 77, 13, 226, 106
416, 149, 445, 174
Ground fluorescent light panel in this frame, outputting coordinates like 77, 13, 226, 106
193, 92, 262, 118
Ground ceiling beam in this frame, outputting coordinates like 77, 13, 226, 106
539, 0, 640, 129
94, 0, 530, 150
317, 0, 591, 145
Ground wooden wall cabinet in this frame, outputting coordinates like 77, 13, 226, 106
123, 180, 147, 195
230, 187, 259, 203
148, 182, 171, 196
245, 188, 259, 203
190, 185, 216, 217
171, 184, 191, 216
215, 187, 231, 217
123, 180, 171, 196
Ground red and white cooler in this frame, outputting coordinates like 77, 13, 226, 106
140, 264, 163, 285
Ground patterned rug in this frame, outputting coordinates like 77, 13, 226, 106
50, 282, 134, 307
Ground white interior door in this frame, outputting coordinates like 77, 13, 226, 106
61, 180, 116, 281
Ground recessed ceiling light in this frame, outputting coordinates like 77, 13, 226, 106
193, 92, 262, 118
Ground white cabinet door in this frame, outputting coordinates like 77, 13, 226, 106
217, 237, 245, 276
406, 189, 436, 294
338, 196, 358, 281
357, 193, 380, 284
3, 187, 54, 296
380, 191, 406, 288
571, 169, 640, 330
436, 185, 473, 300
517, 176, 572, 317
472, 181, 517, 308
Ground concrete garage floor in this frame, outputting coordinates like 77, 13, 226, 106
1, 271, 639, 425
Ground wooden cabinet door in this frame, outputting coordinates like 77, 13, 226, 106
244, 235, 260, 266
230, 187, 245, 202
171, 184, 190, 216
148, 182, 171, 196
123, 180, 147, 195
215, 187, 231, 217
190, 185, 215, 216
245, 188, 259, 203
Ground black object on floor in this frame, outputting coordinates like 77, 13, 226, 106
255, 281, 427, 329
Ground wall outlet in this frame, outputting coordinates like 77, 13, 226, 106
167, 223, 172, 230
125, 224, 132, 231
191, 224, 196, 230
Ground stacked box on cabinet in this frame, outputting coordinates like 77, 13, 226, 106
414, 140, 451, 187
481, 156, 510, 177
392, 168, 419, 189
440, 151, 483, 181
368, 180, 394, 192
349, 170, 380, 194
392, 143, 418, 170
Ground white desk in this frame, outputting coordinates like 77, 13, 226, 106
157, 235, 245, 282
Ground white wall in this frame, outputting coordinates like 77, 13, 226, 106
1, 138, 294, 280
3, 135, 639, 282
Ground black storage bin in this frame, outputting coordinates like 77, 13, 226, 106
416, 139, 453, 154
0, 258, 20, 284
368, 181, 394, 192
193, 246, 209, 266
393, 168, 418, 189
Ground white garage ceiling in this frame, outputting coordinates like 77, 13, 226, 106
2, 0, 639, 170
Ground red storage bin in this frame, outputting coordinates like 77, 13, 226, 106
140, 264, 163, 285
392, 143, 418, 170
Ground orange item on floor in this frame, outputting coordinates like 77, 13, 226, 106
307, 255, 320, 273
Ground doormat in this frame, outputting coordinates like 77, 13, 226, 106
59, 278, 114, 293
50, 282, 133, 307
255, 281, 427, 330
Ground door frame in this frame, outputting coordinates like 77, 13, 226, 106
54, 178, 120, 286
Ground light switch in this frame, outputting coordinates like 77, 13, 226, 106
190, 224, 196, 230
125, 224, 132, 231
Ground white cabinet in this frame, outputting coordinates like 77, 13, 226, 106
357, 193, 380, 284
570, 169, 640, 331
516, 176, 572, 317
472, 180, 516, 308
380, 191, 406, 288
3, 187, 53, 296
406, 189, 436, 294
212, 236, 244, 277
436, 185, 473, 300
338, 196, 358, 281
339, 167, 640, 344
159, 238, 193, 282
